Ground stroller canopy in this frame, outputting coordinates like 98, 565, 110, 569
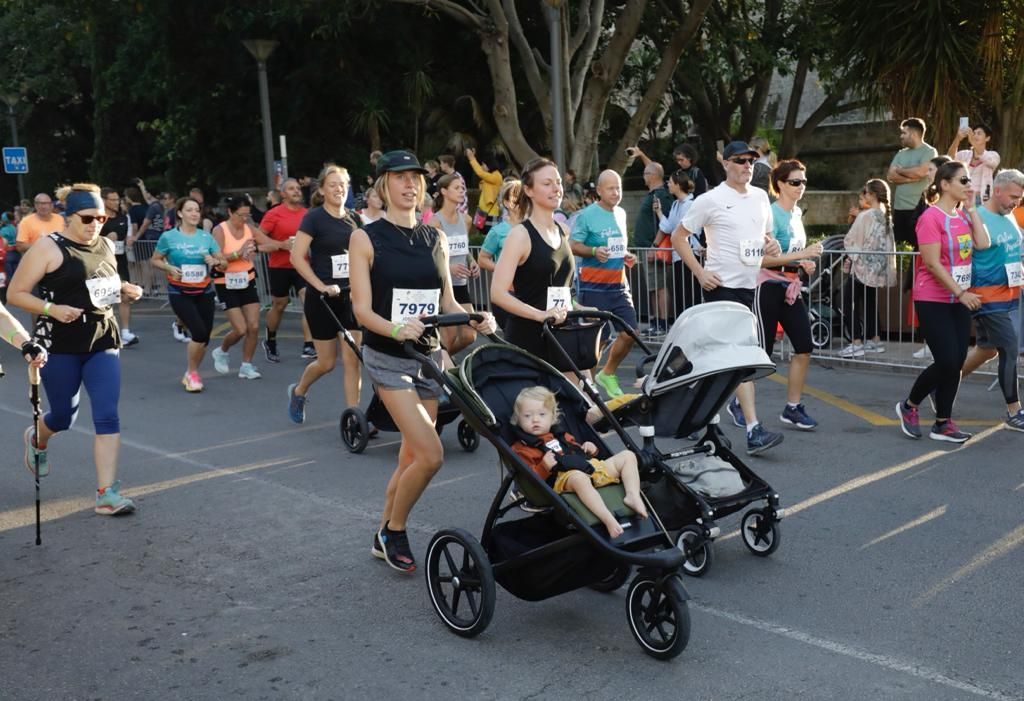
644, 301, 775, 396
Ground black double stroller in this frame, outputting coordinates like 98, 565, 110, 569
540, 306, 786, 578
317, 294, 478, 454
401, 313, 692, 660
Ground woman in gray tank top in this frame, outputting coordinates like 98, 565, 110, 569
428, 173, 479, 310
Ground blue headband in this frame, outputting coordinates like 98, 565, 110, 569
65, 190, 104, 216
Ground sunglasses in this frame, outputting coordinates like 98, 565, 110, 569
729, 157, 757, 166
958, 176, 972, 185
785, 179, 808, 187
74, 213, 108, 224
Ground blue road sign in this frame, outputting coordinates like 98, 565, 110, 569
3, 147, 29, 174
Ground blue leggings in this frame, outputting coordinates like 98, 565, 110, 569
41, 349, 121, 434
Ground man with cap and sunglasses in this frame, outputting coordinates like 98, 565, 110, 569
670, 141, 785, 456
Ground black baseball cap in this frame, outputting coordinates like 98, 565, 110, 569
375, 150, 428, 177
722, 141, 759, 160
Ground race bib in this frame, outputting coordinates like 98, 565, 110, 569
740, 239, 765, 266
1005, 261, 1024, 287
180, 264, 206, 284
606, 236, 626, 259
544, 438, 563, 453
331, 254, 349, 279
448, 234, 469, 257
952, 265, 972, 288
113, 240, 126, 255
225, 271, 249, 290
391, 288, 440, 323
546, 286, 571, 310
86, 275, 121, 307
787, 239, 804, 254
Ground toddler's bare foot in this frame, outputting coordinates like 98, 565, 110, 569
623, 493, 648, 519
604, 519, 624, 538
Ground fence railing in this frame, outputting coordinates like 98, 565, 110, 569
127, 241, 1023, 374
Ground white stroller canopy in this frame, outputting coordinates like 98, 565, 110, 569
643, 301, 775, 396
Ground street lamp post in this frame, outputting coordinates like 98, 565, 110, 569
242, 39, 279, 194
1, 93, 26, 202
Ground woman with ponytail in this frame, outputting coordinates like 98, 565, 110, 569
840, 179, 898, 357
896, 161, 991, 443
427, 173, 479, 312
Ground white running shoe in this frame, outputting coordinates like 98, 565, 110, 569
172, 321, 187, 343
838, 343, 865, 358
121, 329, 139, 347
864, 339, 885, 353
212, 347, 231, 374
237, 362, 262, 380
912, 345, 932, 359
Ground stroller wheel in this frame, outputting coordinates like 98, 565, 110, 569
457, 420, 479, 452
425, 528, 495, 638
810, 317, 831, 349
589, 565, 631, 592
675, 526, 714, 577
740, 508, 781, 556
339, 408, 370, 454
626, 574, 690, 660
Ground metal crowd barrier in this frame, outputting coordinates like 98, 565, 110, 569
126, 240, 1023, 375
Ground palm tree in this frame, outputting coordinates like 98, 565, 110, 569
348, 94, 390, 153
403, 66, 434, 153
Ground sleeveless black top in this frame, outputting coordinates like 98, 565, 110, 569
363, 219, 447, 358
298, 206, 360, 288
504, 219, 575, 358
35, 233, 121, 353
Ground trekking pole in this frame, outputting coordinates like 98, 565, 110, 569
28, 364, 41, 546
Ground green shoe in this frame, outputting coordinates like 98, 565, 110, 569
95, 480, 136, 516
24, 426, 49, 478
595, 371, 624, 398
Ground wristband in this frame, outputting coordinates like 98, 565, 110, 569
5, 329, 17, 344
42, 302, 52, 317
390, 323, 403, 339
956, 289, 965, 300
591, 246, 597, 257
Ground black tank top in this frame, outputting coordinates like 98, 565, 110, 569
504, 219, 575, 358
298, 206, 360, 288
362, 219, 447, 357
35, 233, 121, 353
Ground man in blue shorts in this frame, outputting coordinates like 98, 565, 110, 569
570, 169, 638, 398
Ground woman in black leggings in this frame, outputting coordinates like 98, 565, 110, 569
896, 161, 990, 442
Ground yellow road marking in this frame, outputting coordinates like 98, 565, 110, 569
859, 505, 947, 550
913, 521, 1024, 607
210, 321, 232, 339
0, 457, 308, 532
766, 372, 999, 427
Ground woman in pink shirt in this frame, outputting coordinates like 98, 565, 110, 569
896, 161, 990, 443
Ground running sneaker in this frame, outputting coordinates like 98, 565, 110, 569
171, 321, 185, 342
864, 339, 885, 354
23, 426, 49, 477
121, 329, 140, 347
301, 343, 317, 360
895, 400, 921, 439
780, 403, 818, 430
929, 419, 971, 443
182, 371, 204, 393
376, 523, 416, 572
838, 342, 865, 358
287, 383, 306, 423
95, 480, 135, 515
262, 338, 280, 363
912, 345, 932, 360
238, 362, 262, 380
1005, 409, 1024, 433
727, 397, 746, 428
212, 347, 230, 374
595, 371, 624, 398
746, 423, 783, 456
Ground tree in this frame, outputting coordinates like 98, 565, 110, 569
827, 0, 1024, 166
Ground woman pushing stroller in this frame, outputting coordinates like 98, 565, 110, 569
509, 386, 647, 537
349, 150, 496, 574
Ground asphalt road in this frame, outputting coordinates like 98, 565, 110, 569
1, 301, 1022, 701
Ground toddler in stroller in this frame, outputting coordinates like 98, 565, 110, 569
509, 386, 647, 537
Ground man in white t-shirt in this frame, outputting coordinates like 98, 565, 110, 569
671, 140, 784, 456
